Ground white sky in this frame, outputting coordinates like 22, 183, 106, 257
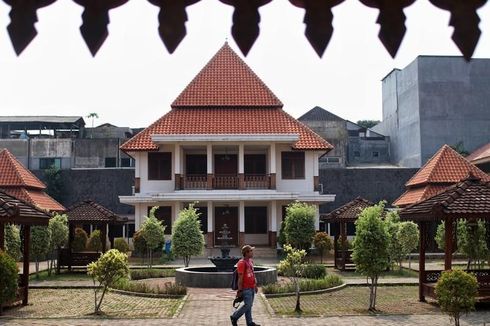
0, 0, 489, 128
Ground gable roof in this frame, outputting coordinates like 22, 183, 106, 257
121, 108, 333, 151
298, 106, 344, 122
393, 184, 450, 207
0, 149, 45, 189
406, 145, 490, 187
321, 197, 374, 222
0, 191, 52, 225
67, 200, 127, 224
467, 143, 490, 164
172, 43, 282, 108
1, 188, 65, 212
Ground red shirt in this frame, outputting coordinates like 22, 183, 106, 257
237, 258, 256, 289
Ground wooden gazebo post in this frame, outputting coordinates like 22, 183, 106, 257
418, 221, 427, 302
22, 225, 30, 305
340, 221, 347, 271
444, 216, 454, 270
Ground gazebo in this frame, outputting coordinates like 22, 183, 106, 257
59, 200, 127, 270
400, 174, 490, 302
321, 197, 373, 270
0, 191, 52, 306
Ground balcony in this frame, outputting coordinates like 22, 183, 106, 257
179, 174, 272, 190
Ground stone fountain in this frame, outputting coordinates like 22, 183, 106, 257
208, 224, 240, 272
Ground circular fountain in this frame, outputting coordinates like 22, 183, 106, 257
175, 224, 277, 288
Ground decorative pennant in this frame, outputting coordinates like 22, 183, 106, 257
73, 0, 128, 56
290, 0, 344, 58
3, 0, 56, 55
359, 0, 415, 58
219, 0, 272, 56
148, 0, 201, 54
429, 0, 487, 60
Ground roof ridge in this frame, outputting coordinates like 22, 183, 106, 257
405, 145, 448, 186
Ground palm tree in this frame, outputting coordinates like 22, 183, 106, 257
86, 113, 99, 138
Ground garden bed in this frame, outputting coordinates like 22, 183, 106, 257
262, 275, 343, 297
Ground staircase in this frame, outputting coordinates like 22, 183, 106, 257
198, 246, 277, 258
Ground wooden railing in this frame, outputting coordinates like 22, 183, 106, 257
421, 269, 490, 301
244, 174, 269, 189
182, 175, 207, 189
213, 174, 239, 189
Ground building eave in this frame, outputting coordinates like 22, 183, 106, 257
151, 134, 300, 143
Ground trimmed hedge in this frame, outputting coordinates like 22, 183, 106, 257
277, 263, 326, 279
130, 268, 176, 280
113, 278, 186, 296
262, 275, 342, 294
114, 238, 130, 254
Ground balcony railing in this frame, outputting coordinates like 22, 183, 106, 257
244, 174, 269, 189
180, 174, 271, 190
182, 175, 208, 189
213, 174, 239, 189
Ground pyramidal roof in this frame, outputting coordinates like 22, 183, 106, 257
171, 43, 282, 108
298, 106, 344, 122
406, 145, 490, 187
0, 149, 45, 189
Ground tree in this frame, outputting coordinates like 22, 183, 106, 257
4, 224, 21, 261
278, 244, 307, 313
113, 238, 129, 253
397, 221, 419, 268
172, 203, 204, 267
43, 166, 64, 203
72, 227, 88, 252
87, 249, 129, 314
141, 206, 166, 268
451, 141, 470, 157
357, 120, 380, 129
385, 211, 419, 269
313, 232, 332, 264
435, 221, 446, 251
0, 250, 18, 315
278, 220, 287, 247
435, 270, 478, 326
86, 112, 99, 138
48, 214, 68, 275
352, 202, 390, 311
284, 202, 316, 250
87, 230, 103, 253
30, 226, 51, 279
457, 219, 488, 269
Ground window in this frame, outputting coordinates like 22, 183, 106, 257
149, 206, 172, 235
245, 207, 268, 234
148, 152, 172, 180
105, 157, 117, 167
39, 158, 61, 170
281, 152, 305, 179
186, 154, 207, 175
326, 157, 340, 163
354, 151, 360, 157
372, 151, 379, 158
120, 157, 133, 167
244, 154, 266, 175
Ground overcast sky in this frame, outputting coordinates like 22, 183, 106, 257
0, 0, 489, 128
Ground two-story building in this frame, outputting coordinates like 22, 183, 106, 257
119, 43, 335, 248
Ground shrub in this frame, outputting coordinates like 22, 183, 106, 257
30, 226, 51, 279
262, 275, 342, 294
172, 203, 204, 267
114, 238, 130, 253
313, 232, 332, 264
0, 250, 18, 314
302, 264, 327, 279
130, 268, 176, 280
112, 278, 186, 296
132, 230, 147, 257
48, 214, 68, 275
141, 207, 166, 268
72, 227, 88, 252
283, 202, 316, 250
87, 230, 103, 252
436, 270, 478, 326
88, 249, 129, 314
4, 224, 21, 261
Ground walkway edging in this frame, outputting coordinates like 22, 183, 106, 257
262, 283, 346, 298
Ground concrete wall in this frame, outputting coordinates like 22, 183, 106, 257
74, 138, 132, 168
347, 137, 390, 165
30, 139, 73, 170
0, 139, 29, 167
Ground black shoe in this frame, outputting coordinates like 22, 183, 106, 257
230, 316, 238, 326
249, 323, 261, 326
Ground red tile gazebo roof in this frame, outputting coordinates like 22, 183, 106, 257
67, 200, 127, 224
321, 197, 374, 223
0, 190, 52, 225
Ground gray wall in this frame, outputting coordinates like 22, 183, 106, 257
347, 137, 390, 165
0, 139, 29, 167
302, 119, 348, 167
74, 138, 131, 168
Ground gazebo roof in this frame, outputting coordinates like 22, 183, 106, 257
400, 174, 490, 221
0, 191, 52, 225
321, 197, 374, 223
66, 200, 127, 225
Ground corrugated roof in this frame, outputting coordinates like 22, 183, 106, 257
0, 116, 85, 124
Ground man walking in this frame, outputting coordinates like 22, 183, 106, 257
230, 245, 260, 326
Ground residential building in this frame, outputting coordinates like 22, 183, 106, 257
119, 43, 335, 248
467, 143, 490, 173
373, 56, 490, 168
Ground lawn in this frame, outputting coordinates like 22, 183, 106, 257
266, 286, 440, 316
328, 267, 418, 279
29, 270, 91, 282
2, 289, 183, 318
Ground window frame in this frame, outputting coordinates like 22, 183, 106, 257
281, 151, 305, 179
148, 152, 172, 180
244, 206, 268, 234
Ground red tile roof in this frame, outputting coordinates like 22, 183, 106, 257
406, 145, 490, 187
393, 184, 450, 207
0, 149, 45, 189
1, 188, 65, 212
172, 43, 282, 108
321, 197, 374, 222
67, 200, 126, 224
0, 191, 52, 224
467, 143, 490, 164
121, 108, 333, 151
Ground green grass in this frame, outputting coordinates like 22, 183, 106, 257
29, 270, 91, 282
329, 267, 418, 279
263, 275, 343, 294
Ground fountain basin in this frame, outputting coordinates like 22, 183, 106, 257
208, 256, 240, 272
175, 266, 277, 288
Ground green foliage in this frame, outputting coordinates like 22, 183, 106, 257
113, 277, 186, 296
451, 141, 470, 157
132, 230, 147, 256
284, 202, 316, 250
279, 244, 308, 312
141, 207, 166, 268
435, 270, 478, 326
385, 211, 419, 268
0, 250, 18, 313
356, 120, 380, 129
43, 166, 64, 203
278, 220, 287, 247
457, 219, 488, 269
47, 214, 69, 275
435, 222, 446, 251
335, 237, 353, 250
30, 226, 52, 279
4, 224, 21, 261
72, 227, 88, 252
262, 275, 342, 294
302, 264, 327, 279
87, 230, 103, 252
114, 238, 130, 254
313, 232, 332, 264
352, 202, 390, 310
129, 268, 176, 280
172, 203, 204, 267
88, 249, 129, 314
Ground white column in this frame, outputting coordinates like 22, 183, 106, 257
122, 224, 127, 241
238, 144, 244, 174
207, 144, 213, 174
269, 143, 276, 174
313, 152, 319, 177
270, 201, 277, 232
173, 202, 180, 224
134, 152, 140, 178
314, 205, 320, 231
239, 201, 245, 232
207, 201, 214, 233
174, 144, 181, 174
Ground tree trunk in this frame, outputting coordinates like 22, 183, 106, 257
35, 259, 39, 279
455, 314, 460, 326
92, 278, 98, 313
96, 287, 107, 314
184, 256, 190, 267
294, 280, 302, 313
